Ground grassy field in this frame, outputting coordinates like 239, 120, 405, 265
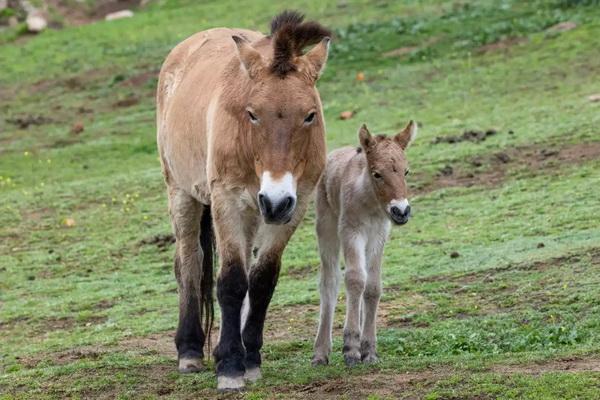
1, 0, 600, 398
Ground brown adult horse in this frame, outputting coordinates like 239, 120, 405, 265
156, 11, 330, 391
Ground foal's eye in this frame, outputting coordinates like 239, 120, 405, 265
404, 169, 410, 176
304, 112, 316, 125
372, 171, 382, 179
247, 110, 259, 124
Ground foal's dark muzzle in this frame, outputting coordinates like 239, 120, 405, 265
258, 193, 296, 225
390, 204, 411, 225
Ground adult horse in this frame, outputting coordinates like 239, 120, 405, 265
156, 11, 331, 391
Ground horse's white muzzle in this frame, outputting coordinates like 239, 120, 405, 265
387, 198, 411, 225
258, 171, 297, 225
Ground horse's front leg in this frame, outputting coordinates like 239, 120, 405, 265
242, 199, 308, 381
211, 189, 254, 391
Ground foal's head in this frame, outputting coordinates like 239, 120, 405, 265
233, 11, 330, 225
358, 121, 417, 225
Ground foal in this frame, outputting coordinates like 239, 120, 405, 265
312, 121, 417, 366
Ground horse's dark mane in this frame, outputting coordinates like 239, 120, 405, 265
270, 10, 331, 77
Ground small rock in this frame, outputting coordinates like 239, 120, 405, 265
450, 251, 460, 259
105, 10, 134, 21
588, 94, 600, 103
547, 21, 577, 33
537, 242, 545, 248
26, 12, 47, 33
339, 110, 354, 120
70, 122, 84, 135
8, 16, 19, 27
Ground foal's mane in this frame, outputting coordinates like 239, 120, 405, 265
270, 10, 331, 77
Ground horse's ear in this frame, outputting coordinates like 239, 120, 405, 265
358, 124, 373, 150
232, 36, 265, 79
302, 37, 330, 81
394, 120, 417, 150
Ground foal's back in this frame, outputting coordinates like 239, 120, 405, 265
317, 146, 366, 216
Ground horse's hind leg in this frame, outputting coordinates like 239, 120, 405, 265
169, 187, 206, 372
312, 209, 340, 366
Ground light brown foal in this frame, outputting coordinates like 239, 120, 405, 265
312, 121, 417, 366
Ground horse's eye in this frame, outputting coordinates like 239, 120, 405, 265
404, 169, 410, 176
372, 171, 382, 179
247, 110, 259, 124
304, 112, 316, 125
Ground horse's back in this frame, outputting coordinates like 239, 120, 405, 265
156, 27, 262, 201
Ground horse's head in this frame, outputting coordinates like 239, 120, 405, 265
232, 12, 330, 224
358, 121, 417, 225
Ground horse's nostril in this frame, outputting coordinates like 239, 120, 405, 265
285, 196, 295, 210
391, 206, 401, 216
404, 205, 411, 217
258, 193, 272, 214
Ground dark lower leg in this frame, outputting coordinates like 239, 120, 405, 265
174, 252, 205, 368
242, 255, 280, 369
213, 259, 248, 377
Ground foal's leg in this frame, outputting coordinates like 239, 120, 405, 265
211, 189, 251, 391
169, 188, 206, 372
361, 245, 383, 363
242, 202, 307, 381
312, 210, 341, 366
341, 230, 367, 366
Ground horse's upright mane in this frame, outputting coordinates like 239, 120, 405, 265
270, 10, 331, 77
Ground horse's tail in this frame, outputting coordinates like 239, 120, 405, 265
199, 204, 215, 356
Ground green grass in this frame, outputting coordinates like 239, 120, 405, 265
1, 0, 600, 398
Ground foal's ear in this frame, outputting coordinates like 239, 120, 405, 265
232, 36, 265, 79
394, 120, 418, 150
302, 37, 330, 82
358, 124, 373, 150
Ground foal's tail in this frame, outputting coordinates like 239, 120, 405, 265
199, 205, 215, 356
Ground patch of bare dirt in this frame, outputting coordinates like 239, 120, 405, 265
6, 114, 53, 129
432, 129, 499, 144
414, 141, 600, 194
113, 96, 140, 108
476, 37, 527, 54
45, 0, 142, 26
120, 69, 158, 88
139, 233, 175, 251
491, 357, 600, 375
276, 357, 600, 399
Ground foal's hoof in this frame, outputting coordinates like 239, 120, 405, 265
361, 353, 379, 364
217, 375, 245, 392
244, 367, 262, 383
344, 354, 361, 367
311, 355, 329, 366
178, 357, 203, 373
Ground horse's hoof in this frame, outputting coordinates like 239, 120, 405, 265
344, 354, 361, 367
217, 375, 245, 392
178, 357, 203, 373
311, 355, 329, 366
361, 353, 379, 364
244, 367, 262, 383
